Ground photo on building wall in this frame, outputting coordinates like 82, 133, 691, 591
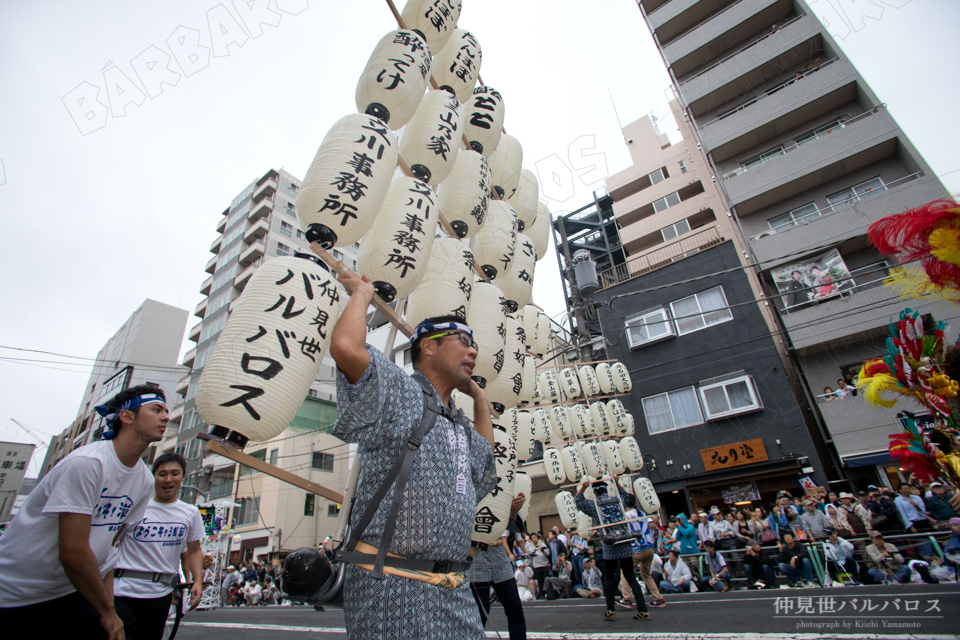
771, 249, 852, 309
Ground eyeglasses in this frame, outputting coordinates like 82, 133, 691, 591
430, 331, 478, 351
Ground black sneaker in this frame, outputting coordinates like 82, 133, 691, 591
634, 611, 651, 621
602, 610, 616, 620
649, 599, 666, 607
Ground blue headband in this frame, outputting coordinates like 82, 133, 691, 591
409, 320, 474, 345
94, 393, 166, 440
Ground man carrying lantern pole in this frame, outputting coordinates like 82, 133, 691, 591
328, 270, 496, 640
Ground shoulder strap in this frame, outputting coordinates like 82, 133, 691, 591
342, 374, 448, 577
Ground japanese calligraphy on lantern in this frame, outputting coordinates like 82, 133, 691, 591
700, 438, 768, 471
356, 30, 431, 129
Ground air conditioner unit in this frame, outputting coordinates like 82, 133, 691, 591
756, 229, 777, 239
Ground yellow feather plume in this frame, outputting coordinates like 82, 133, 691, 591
855, 371, 901, 408
884, 265, 960, 303
929, 227, 960, 267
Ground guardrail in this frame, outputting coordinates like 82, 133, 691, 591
599, 225, 722, 289
701, 57, 840, 131
663, 0, 748, 49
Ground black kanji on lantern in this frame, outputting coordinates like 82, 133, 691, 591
457, 276, 471, 298
221, 385, 266, 420
347, 152, 376, 178
331, 172, 368, 201
401, 213, 425, 234
310, 308, 330, 339
494, 349, 504, 372
318, 195, 359, 226
264, 295, 305, 319
393, 231, 422, 253
474, 505, 501, 534
240, 354, 283, 380
384, 249, 417, 278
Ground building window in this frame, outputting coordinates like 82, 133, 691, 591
679, 160, 687, 174
307, 388, 318, 398
240, 449, 266, 476
296, 229, 303, 239
280, 221, 293, 237
699, 374, 762, 420
641, 387, 703, 435
186, 381, 198, 401
332, 249, 344, 260
276, 242, 290, 256
209, 468, 235, 499
795, 118, 846, 146
661, 219, 691, 242
826, 177, 886, 211
312, 451, 334, 472
304, 494, 315, 516
288, 183, 299, 192
328, 504, 340, 517
625, 308, 675, 349
768, 203, 821, 232
652, 191, 681, 214
285, 202, 297, 217
669, 286, 733, 335
236, 497, 260, 526
649, 168, 667, 185
740, 146, 785, 170
268, 448, 278, 466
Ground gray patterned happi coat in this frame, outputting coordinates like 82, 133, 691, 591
333, 347, 496, 640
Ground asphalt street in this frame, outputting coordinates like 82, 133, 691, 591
170, 583, 960, 639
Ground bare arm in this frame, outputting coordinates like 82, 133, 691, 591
329, 271, 374, 384
184, 541, 204, 610
59, 513, 124, 640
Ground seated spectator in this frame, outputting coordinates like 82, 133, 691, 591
515, 560, 536, 601
943, 518, 960, 575
542, 553, 572, 599
822, 528, 860, 585
262, 577, 280, 605
928, 482, 959, 522
576, 558, 603, 598
866, 532, 911, 584
243, 579, 263, 606
660, 550, 693, 594
228, 581, 243, 606
824, 504, 855, 539
700, 541, 731, 593
743, 541, 776, 588
777, 533, 815, 587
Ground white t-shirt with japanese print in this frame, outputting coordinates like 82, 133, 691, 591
0, 440, 154, 606
113, 499, 205, 598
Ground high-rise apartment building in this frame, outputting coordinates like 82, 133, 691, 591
41, 299, 189, 477
637, 0, 954, 488
164, 168, 359, 472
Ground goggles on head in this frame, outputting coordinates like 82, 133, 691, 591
94, 393, 166, 440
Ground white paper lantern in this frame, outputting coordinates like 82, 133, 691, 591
602, 475, 618, 499
506, 168, 539, 233
538, 370, 560, 403
530, 376, 543, 405
578, 365, 601, 397
515, 472, 532, 522
398, 90, 465, 185
590, 401, 614, 436
515, 410, 536, 462
556, 491, 578, 530
400, 0, 461, 53
357, 176, 438, 302
522, 305, 539, 351
472, 200, 518, 280
528, 200, 551, 262
558, 367, 581, 398
596, 363, 617, 395
519, 355, 536, 403
196, 257, 342, 442
488, 134, 523, 199
356, 30, 431, 130
466, 281, 508, 388
633, 477, 660, 515
569, 404, 594, 438
531, 408, 551, 443
499, 407, 519, 441
534, 313, 552, 358
581, 442, 606, 478
549, 405, 573, 442
607, 399, 629, 435
472, 425, 514, 544
297, 114, 398, 248
602, 440, 626, 475
620, 437, 644, 471
543, 447, 565, 485
618, 475, 634, 495
405, 237, 474, 327
431, 29, 481, 105
453, 389, 474, 425
485, 316, 525, 413
611, 362, 632, 393
626, 413, 634, 436
582, 479, 595, 500
577, 511, 593, 533
561, 445, 586, 482
436, 149, 491, 239
494, 233, 536, 312
463, 86, 505, 156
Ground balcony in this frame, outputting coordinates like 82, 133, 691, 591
194, 298, 207, 319
599, 224, 724, 289
200, 274, 213, 296
252, 178, 277, 203
243, 218, 269, 243
651, 0, 737, 45
749, 173, 944, 266
721, 106, 899, 215
819, 399, 903, 459
176, 373, 191, 396
700, 58, 861, 162
216, 216, 227, 234
205, 254, 218, 274
680, 13, 818, 112
249, 198, 273, 222
209, 235, 222, 254
188, 321, 202, 343
168, 402, 186, 423
613, 176, 702, 225
662, 0, 789, 77
234, 260, 260, 291
182, 347, 197, 369
239, 241, 265, 266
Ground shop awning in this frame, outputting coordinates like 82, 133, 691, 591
842, 450, 892, 468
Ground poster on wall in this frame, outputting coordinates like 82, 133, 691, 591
721, 481, 761, 504
771, 249, 852, 308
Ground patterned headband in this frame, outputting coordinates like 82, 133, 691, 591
409, 320, 474, 345
94, 393, 165, 440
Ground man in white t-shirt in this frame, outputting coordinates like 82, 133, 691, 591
114, 451, 204, 639
0, 385, 166, 640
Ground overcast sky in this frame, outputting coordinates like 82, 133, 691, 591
1, 0, 957, 476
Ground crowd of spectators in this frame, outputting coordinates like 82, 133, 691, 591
219, 560, 282, 606
507, 481, 960, 605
